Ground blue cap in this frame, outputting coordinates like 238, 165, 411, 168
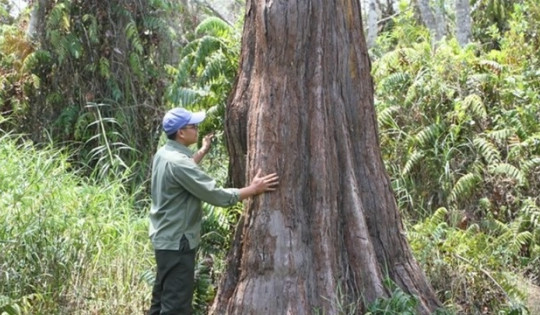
162, 108, 206, 135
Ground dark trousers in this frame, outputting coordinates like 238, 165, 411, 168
149, 236, 196, 315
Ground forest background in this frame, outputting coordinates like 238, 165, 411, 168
0, 0, 539, 314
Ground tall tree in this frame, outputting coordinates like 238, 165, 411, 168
366, 0, 379, 48
455, 0, 472, 46
212, 0, 441, 314
416, 0, 446, 43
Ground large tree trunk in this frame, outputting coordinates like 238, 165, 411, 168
455, 0, 472, 46
213, 0, 441, 314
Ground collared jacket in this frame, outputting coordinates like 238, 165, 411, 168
149, 140, 240, 250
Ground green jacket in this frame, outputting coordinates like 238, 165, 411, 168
149, 140, 239, 250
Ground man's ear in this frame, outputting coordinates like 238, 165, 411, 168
176, 129, 184, 140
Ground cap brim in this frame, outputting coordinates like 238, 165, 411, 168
188, 111, 206, 125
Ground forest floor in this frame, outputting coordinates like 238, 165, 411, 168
528, 283, 540, 314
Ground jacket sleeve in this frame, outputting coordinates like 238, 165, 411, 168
168, 159, 240, 207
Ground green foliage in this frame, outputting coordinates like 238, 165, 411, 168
0, 132, 153, 314
167, 16, 242, 144
374, 0, 540, 312
0, 0, 183, 190
365, 279, 419, 315
409, 208, 530, 313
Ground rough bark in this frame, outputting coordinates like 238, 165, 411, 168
455, 0, 472, 46
213, 0, 441, 314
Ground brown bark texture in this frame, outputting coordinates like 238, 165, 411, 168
213, 0, 441, 314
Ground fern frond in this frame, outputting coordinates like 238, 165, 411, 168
488, 162, 527, 186
449, 173, 481, 203
462, 94, 487, 119
143, 16, 166, 33
174, 87, 203, 107
193, 36, 223, 71
402, 150, 424, 176
46, 3, 69, 32
415, 123, 441, 147
521, 157, 540, 174
125, 21, 143, 54
21, 50, 51, 72
195, 17, 232, 37
81, 14, 99, 45
466, 73, 491, 90
200, 53, 229, 86
377, 106, 400, 128
479, 59, 503, 75
382, 72, 411, 91
99, 57, 110, 79
129, 52, 143, 79
429, 207, 448, 226
487, 128, 514, 145
520, 199, 540, 229
473, 137, 501, 164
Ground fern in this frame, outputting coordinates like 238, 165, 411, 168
200, 53, 229, 86
129, 52, 142, 79
193, 36, 224, 71
382, 72, 411, 91
377, 106, 400, 128
487, 128, 514, 145
479, 59, 503, 75
521, 157, 540, 174
415, 123, 441, 147
402, 150, 424, 176
473, 136, 501, 163
520, 198, 540, 229
82, 14, 99, 44
488, 162, 527, 187
46, 3, 69, 32
99, 57, 110, 79
462, 94, 487, 119
449, 173, 481, 203
195, 17, 231, 37
125, 21, 143, 54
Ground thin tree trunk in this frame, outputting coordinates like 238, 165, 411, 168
455, 0, 472, 46
416, 0, 446, 43
213, 0, 441, 313
26, 0, 49, 41
366, 0, 379, 48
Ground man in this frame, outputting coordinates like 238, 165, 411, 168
149, 108, 279, 314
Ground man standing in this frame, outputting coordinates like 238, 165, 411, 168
148, 108, 279, 314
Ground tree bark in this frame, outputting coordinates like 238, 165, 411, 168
26, 0, 49, 42
214, 0, 441, 314
455, 0, 472, 46
366, 0, 379, 48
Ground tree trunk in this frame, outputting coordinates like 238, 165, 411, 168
455, 0, 472, 46
416, 0, 446, 43
366, 0, 379, 48
213, 0, 441, 314
26, 0, 49, 42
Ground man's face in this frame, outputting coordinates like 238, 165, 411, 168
178, 124, 199, 145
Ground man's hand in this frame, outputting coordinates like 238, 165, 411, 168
251, 169, 279, 194
239, 169, 279, 200
193, 133, 214, 164
201, 133, 214, 153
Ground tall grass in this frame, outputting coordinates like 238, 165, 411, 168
0, 132, 154, 314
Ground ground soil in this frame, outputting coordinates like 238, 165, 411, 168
528, 283, 540, 314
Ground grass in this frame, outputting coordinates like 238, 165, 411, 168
0, 132, 154, 314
